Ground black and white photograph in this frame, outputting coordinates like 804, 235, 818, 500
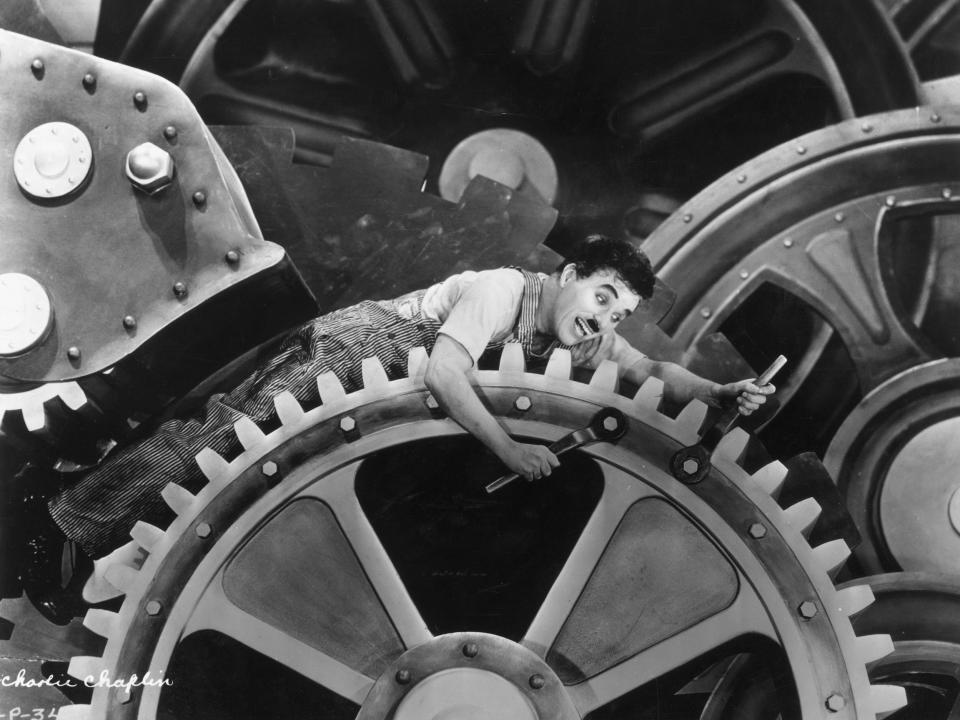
1, 1, 959, 718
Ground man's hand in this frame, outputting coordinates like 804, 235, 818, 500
501, 440, 560, 481
716, 379, 775, 416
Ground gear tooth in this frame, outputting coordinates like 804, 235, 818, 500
499, 343, 525, 372
104, 563, 138, 594
783, 497, 821, 536
273, 391, 304, 426
60, 381, 87, 410
674, 400, 708, 440
361, 357, 390, 387
588, 360, 620, 392
633, 376, 664, 409
82, 608, 119, 639
195, 447, 230, 483
316, 371, 347, 404
836, 584, 875, 617
407, 346, 429, 379
869, 684, 908, 718
68, 656, 104, 683
22, 399, 46, 431
812, 538, 851, 578
54, 705, 91, 720
234, 417, 266, 450
856, 633, 895, 666
713, 427, 750, 464
750, 460, 787, 498
161, 482, 196, 516
544, 349, 572, 379
130, 521, 164, 552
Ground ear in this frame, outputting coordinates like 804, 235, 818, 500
559, 263, 577, 286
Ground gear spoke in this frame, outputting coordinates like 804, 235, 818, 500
514, 0, 597, 75
300, 462, 433, 649
180, 578, 375, 705
566, 587, 773, 715
360, 0, 456, 87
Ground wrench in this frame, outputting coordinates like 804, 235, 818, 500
485, 407, 629, 493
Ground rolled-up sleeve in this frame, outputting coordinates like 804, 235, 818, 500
437, 270, 524, 364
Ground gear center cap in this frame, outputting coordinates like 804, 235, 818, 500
393, 668, 536, 720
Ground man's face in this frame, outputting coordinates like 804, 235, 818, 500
551, 265, 642, 345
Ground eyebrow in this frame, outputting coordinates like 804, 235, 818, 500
601, 284, 633, 316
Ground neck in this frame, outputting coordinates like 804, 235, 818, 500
536, 274, 560, 335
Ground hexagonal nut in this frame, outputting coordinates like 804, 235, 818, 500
798, 600, 818, 619
747, 522, 767, 539
825, 693, 846, 712
125, 142, 175, 194
682, 458, 700, 475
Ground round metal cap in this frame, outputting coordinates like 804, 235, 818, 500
392, 667, 536, 720
14, 121, 92, 198
0, 273, 52, 355
439, 129, 558, 205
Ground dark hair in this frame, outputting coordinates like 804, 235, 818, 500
557, 234, 656, 299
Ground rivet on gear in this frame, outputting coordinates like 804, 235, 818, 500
261, 461, 278, 477
196, 523, 213, 539
798, 600, 818, 619
462, 642, 479, 658
14, 122, 93, 199
340, 416, 357, 434
514, 395, 532, 411
438, 129, 558, 205
682, 458, 700, 475
0, 273, 53, 356
825, 693, 846, 712
145, 600, 163, 616
602, 416, 620, 432
748, 522, 767, 539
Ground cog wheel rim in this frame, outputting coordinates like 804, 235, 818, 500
64, 349, 902, 719
825, 358, 960, 575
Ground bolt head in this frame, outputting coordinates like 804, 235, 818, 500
163, 125, 178, 141
739, 269, 749, 279
82, 72, 96, 89
462, 642, 479, 658
196, 522, 212, 538
602, 416, 619, 432
122, 315, 137, 330
31, 58, 44, 72
340, 416, 357, 433
826, 694, 846, 712
798, 600, 818, 619
861, 122, 873, 133
67, 346, 81, 361
783, 238, 794, 248
133, 91, 147, 109
126, 142, 175, 194
356, 214, 375, 229
834, 212, 845, 223
192, 190, 207, 207
529, 674, 545, 690
682, 458, 700, 475
173, 282, 188, 298
395, 669, 411, 685
699, 307, 711, 319
796, 145, 806, 155
931, 113, 942, 123
748, 522, 767, 539
425, 395, 440, 410
943, 188, 953, 200
145, 600, 163, 616
514, 395, 532, 412
261, 461, 278, 477
682, 213, 693, 223
885, 195, 896, 207
225, 250, 240, 264
736, 173, 746, 183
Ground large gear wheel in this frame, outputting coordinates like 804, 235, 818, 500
636, 104, 960, 460
59, 347, 902, 719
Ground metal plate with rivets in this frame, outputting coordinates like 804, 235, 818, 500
13, 121, 92, 198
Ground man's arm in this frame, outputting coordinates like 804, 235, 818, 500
424, 335, 560, 480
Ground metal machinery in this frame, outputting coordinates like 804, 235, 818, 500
2, 0, 960, 717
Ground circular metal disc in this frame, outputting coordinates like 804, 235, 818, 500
13, 121, 92, 199
0, 272, 52, 356
393, 668, 536, 720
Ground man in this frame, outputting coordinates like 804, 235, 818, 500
23, 236, 772, 621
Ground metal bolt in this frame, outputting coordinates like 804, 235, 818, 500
125, 142, 175, 194
425, 395, 440, 411
529, 674, 545, 690
173, 281, 188, 298
748, 522, 767, 539
736, 173, 746, 183
196, 522, 212, 538
395, 669, 411, 685
82, 72, 96, 90
118, 686, 132, 704
826, 694, 846, 712
122, 315, 137, 330
163, 125, 178, 141
739, 269, 749, 279
783, 238, 793, 248
514, 395, 532, 412
31, 58, 44, 76
834, 212, 845, 223
931, 113, 942, 123
145, 600, 163, 616
603, 416, 619, 432
885, 195, 896, 207
943, 188, 953, 200
133, 91, 147, 110
682, 458, 700, 475
798, 600, 818, 619
192, 190, 207, 207
340, 416, 357, 433
699, 307, 711, 319
462, 642, 479, 658
861, 122, 873, 133
67, 346, 81, 361
796, 145, 807, 155
682, 213, 693, 223
225, 250, 240, 264
261, 461, 278, 477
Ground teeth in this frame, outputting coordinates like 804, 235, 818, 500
576, 318, 591, 336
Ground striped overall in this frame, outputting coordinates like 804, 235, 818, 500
51, 269, 554, 557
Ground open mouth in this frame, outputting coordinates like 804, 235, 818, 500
576, 317, 599, 337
